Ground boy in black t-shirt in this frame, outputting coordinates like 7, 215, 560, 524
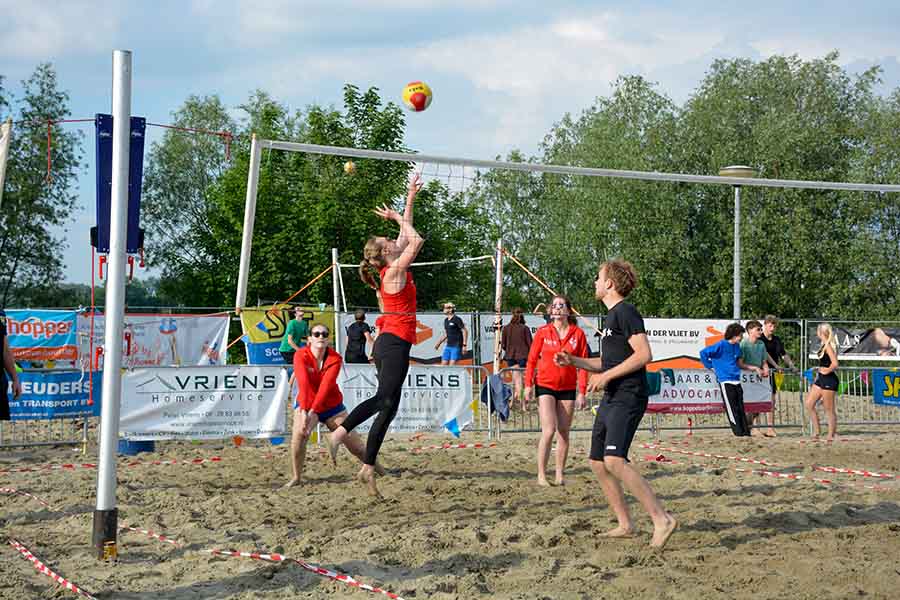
434, 302, 467, 365
345, 309, 374, 364
556, 260, 676, 549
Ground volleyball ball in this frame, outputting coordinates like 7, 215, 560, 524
343, 160, 356, 175
402, 81, 433, 112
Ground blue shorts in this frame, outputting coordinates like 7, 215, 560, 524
293, 402, 347, 422
442, 345, 462, 361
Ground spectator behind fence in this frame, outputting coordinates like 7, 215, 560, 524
740, 320, 770, 436
345, 309, 374, 364
434, 302, 468, 365
700, 322, 750, 437
501, 307, 533, 411
280, 306, 309, 365
805, 322, 839, 441
760, 315, 797, 437
0, 309, 22, 420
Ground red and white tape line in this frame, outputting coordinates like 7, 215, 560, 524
120, 526, 183, 548
638, 443, 781, 467
410, 442, 497, 453
203, 548, 405, 599
796, 437, 870, 444
640, 454, 892, 492
0, 487, 54, 509
812, 465, 899, 480
0, 456, 222, 476
7, 539, 97, 600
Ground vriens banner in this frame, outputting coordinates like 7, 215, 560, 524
120, 365, 288, 440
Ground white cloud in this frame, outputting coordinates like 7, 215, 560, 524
0, 1, 121, 60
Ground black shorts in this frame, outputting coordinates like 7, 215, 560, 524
814, 373, 839, 391
535, 386, 575, 402
280, 351, 295, 365
0, 392, 9, 421
770, 373, 778, 394
589, 393, 648, 461
344, 351, 369, 364
506, 358, 526, 369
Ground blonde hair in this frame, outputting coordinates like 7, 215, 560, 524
817, 323, 838, 358
358, 237, 387, 290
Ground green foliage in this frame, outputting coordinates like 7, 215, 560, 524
0, 64, 82, 307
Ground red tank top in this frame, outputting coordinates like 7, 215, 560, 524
378, 267, 417, 344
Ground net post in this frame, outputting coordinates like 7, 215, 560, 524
235, 134, 262, 313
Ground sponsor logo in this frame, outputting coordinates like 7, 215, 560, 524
7, 317, 73, 340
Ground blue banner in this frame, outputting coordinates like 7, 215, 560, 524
873, 369, 900, 407
7, 370, 102, 420
4, 309, 78, 361
94, 113, 146, 253
245, 340, 288, 365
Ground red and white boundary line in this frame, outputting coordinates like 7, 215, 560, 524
120, 526, 183, 548
0, 487, 54, 509
410, 442, 497, 453
639, 454, 893, 492
812, 465, 899, 481
638, 443, 781, 467
7, 539, 97, 600
203, 548, 406, 599
0, 456, 222, 476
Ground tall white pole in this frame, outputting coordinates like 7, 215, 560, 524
0, 118, 11, 210
235, 134, 262, 313
491, 239, 504, 373
331, 248, 341, 352
733, 185, 741, 320
92, 49, 132, 560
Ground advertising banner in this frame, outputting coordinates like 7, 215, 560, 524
78, 313, 229, 368
4, 310, 78, 361
873, 369, 900, 406
120, 366, 288, 440
240, 305, 333, 365
646, 368, 772, 414
640, 318, 735, 369
338, 364, 474, 435
6, 370, 102, 420
808, 325, 900, 361
338, 311, 475, 365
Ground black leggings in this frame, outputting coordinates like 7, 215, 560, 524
340, 332, 412, 465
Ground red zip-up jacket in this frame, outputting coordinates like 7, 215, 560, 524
524, 323, 588, 393
293, 346, 343, 413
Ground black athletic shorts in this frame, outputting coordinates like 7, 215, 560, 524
589, 392, 648, 461
814, 373, 839, 391
535, 386, 575, 402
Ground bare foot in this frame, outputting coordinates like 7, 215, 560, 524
282, 478, 300, 489
537, 477, 552, 487
650, 514, 678, 549
765, 429, 777, 437
326, 434, 340, 466
554, 477, 565, 486
600, 526, 634, 538
825, 436, 835, 443
357, 469, 382, 498
750, 429, 763, 437
374, 462, 386, 476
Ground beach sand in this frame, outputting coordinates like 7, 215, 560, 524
2, 422, 900, 599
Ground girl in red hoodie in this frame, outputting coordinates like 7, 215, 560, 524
525, 295, 588, 486
285, 324, 374, 488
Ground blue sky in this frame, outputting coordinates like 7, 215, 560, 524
2, 0, 899, 286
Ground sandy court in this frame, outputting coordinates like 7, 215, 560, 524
2, 424, 900, 599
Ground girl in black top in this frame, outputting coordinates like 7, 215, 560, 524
804, 322, 839, 440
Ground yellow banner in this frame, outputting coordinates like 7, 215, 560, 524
240, 305, 334, 344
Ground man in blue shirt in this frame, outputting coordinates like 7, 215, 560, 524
700, 323, 750, 437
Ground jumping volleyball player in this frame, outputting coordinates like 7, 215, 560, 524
328, 173, 424, 497
556, 260, 677, 549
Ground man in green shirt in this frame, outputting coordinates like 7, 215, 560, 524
739, 319, 770, 436
280, 306, 310, 365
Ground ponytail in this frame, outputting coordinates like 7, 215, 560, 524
358, 260, 379, 290
359, 237, 386, 290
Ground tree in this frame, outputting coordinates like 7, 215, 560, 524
0, 64, 82, 307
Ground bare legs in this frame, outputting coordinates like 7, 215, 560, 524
804, 385, 837, 440
536, 396, 574, 486
590, 456, 677, 548
285, 411, 377, 489
510, 369, 525, 411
